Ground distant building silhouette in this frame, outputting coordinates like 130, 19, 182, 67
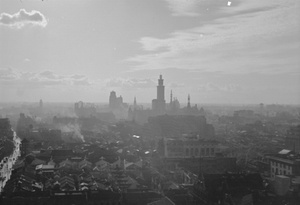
109, 91, 128, 119
109, 91, 125, 110
39, 99, 43, 107
74, 101, 96, 117
147, 115, 215, 138
152, 75, 166, 115
169, 98, 180, 114
128, 97, 145, 122
127, 75, 206, 124
163, 135, 217, 158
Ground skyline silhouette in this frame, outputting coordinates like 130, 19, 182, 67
0, 0, 299, 104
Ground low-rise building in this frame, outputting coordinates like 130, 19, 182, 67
285, 125, 300, 153
164, 135, 217, 158
267, 149, 300, 178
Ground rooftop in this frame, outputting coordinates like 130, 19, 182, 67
267, 149, 300, 161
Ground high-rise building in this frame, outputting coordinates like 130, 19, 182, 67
157, 74, 165, 102
152, 75, 166, 115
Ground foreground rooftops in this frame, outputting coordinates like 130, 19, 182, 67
267, 149, 300, 162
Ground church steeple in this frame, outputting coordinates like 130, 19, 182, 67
133, 96, 137, 110
187, 94, 191, 108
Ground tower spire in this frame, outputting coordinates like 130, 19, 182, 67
170, 90, 173, 104
187, 94, 191, 108
152, 74, 166, 114
133, 96, 137, 110
157, 75, 165, 101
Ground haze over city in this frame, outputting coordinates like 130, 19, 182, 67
1, 1, 300, 204
0, 0, 299, 104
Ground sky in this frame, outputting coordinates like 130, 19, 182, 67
0, 0, 299, 105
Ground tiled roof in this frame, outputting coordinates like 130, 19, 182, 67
147, 196, 175, 205
51, 150, 73, 157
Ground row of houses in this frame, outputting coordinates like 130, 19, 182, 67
34, 156, 145, 173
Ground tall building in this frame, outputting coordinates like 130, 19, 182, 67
109, 91, 124, 110
109, 91, 128, 119
152, 75, 166, 115
128, 75, 204, 123
109, 91, 117, 110
157, 74, 165, 101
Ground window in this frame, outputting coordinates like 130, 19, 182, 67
186, 148, 189, 156
201, 148, 205, 156
211, 148, 214, 156
195, 148, 199, 156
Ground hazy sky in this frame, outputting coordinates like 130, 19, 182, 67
0, 0, 299, 104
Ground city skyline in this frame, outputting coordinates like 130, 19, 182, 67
0, 0, 300, 104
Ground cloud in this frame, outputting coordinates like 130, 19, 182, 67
71, 74, 86, 80
0, 9, 47, 28
197, 83, 241, 92
0, 68, 18, 80
164, 0, 201, 16
39, 71, 62, 80
169, 82, 185, 88
164, 0, 230, 17
105, 78, 156, 89
129, 0, 300, 75
72, 78, 92, 86
0, 68, 92, 88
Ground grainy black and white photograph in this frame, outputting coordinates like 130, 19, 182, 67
0, 0, 299, 204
